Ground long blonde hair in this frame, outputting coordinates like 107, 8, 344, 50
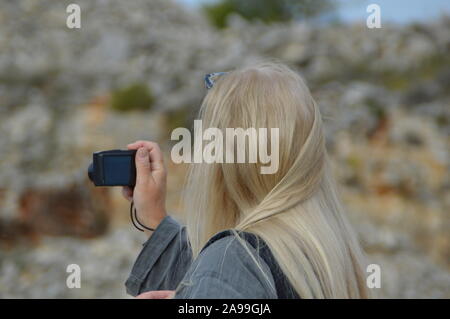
183, 62, 369, 298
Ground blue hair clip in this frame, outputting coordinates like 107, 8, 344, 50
205, 72, 228, 89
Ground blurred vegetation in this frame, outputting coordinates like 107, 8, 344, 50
164, 107, 192, 137
314, 51, 450, 97
203, 0, 334, 28
110, 83, 154, 112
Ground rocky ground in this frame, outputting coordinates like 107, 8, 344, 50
0, 0, 449, 298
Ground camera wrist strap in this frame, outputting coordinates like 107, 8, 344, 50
130, 201, 155, 232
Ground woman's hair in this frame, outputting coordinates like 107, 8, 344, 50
183, 61, 370, 298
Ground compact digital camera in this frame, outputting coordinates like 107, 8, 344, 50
87, 149, 137, 187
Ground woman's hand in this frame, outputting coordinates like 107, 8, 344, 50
122, 141, 167, 231
136, 290, 175, 299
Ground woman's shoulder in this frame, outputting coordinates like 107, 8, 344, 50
197, 230, 275, 283
199, 230, 300, 299
176, 231, 277, 298
201, 230, 268, 258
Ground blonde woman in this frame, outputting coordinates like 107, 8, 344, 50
122, 62, 370, 299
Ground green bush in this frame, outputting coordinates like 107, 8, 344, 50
203, 0, 334, 29
203, 1, 237, 29
110, 83, 154, 112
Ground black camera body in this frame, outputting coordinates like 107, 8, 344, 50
88, 149, 137, 187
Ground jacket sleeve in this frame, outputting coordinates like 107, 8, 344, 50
174, 236, 278, 299
125, 216, 192, 296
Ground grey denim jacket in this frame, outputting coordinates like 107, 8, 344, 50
125, 216, 278, 298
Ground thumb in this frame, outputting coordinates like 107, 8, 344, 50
136, 290, 175, 299
135, 147, 151, 186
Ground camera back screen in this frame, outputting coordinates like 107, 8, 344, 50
103, 155, 133, 185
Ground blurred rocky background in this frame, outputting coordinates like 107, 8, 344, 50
0, 0, 449, 298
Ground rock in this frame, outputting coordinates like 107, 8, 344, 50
18, 181, 110, 238
0, 226, 145, 298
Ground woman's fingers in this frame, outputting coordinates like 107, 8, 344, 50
127, 141, 166, 184
147, 143, 165, 183
135, 147, 153, 186
136, 290, 175, 299
127, 140, 157, 150
124, 141, 168, 230
122, 186, 133, 201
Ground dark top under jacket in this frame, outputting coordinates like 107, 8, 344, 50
125, 216, 299, 298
